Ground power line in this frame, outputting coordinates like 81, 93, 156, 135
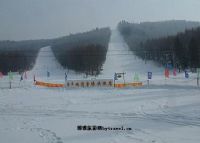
0, 49, 173, 52
0, 54, 172, 58
0, 50, 173, 55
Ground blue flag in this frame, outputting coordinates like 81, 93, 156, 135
148, 72, 152, 79
185, 70, 189, 78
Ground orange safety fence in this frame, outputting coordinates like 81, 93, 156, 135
114, 82, 143, 88
114, 83, 126, 88
34, 80, 142, 88
34, 80, 64, 88
126, 82, 143, 87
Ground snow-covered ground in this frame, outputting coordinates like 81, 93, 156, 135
0, 30, 200, 143
101, 30, 162, 78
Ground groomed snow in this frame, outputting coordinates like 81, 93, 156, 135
1, 87, 200, 143
0, 29, 200, 143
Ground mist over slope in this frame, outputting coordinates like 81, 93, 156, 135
0, 28, 111, 75
140, 27, 200, 69
0, 40, 51, 74
118, 20, 200, 49
1, 20, 200, 74
118, 20, 200, 69
51, 27, 111, 75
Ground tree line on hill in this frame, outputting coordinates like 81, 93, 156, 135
138, 28, 200, 70
0, 27, 111, 75
0, 40, 51, 74
118, 20, 200, 70
51, 27, 111, 76
1, 20, 200, 75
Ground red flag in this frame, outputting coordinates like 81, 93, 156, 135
165, 68, 169, 78
173, 68, 177, 76
0, 72, 3, 78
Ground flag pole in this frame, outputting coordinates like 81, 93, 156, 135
114, 79, 115, 87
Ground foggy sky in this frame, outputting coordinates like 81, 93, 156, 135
0, 0, 200, 40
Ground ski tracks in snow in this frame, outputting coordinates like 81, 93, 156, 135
30, 128, 63, 143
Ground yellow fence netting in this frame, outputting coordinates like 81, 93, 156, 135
35, 81, 64, 88
34, 80, 143, 88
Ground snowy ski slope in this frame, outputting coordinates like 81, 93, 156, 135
101, 30, 162, 78
0, 29, 200, 143
30, 30, 163, 82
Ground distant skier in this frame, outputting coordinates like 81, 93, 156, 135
20, 74, 23, 81
0, 72, 3, 78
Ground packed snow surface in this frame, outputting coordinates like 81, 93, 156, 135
0, 30, 200, 143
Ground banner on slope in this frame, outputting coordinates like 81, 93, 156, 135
185, 70, 189, 78
166, 63, 173, 70
133, 73, 140, 82
8, 71, 13, 81
148, 72, 152, 80
165, 68, 169, 78
35, 81, 64, 88
0, 72, 3, 78
173, 68, 177, 76
65, 79, 113, 88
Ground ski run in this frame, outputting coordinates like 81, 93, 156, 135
0, 30, 200, 143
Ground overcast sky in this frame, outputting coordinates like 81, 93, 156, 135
0, 0, 199, 40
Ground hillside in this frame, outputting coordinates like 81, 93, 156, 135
1, 29, 200, 143
140, 27, 200, 69
0, 28, 111, 75
0, 39, 51, 74
118, 20, 200, 54
51, 27, 111, 75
